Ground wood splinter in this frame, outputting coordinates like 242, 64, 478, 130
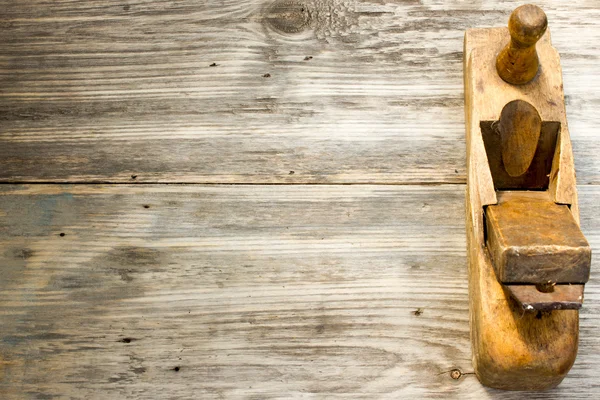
464, 4, 591, 391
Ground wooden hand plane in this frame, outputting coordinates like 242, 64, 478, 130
464, 5, 591, 390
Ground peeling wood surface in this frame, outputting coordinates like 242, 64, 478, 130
0, 185, 598, 398
1, 0, 600, 183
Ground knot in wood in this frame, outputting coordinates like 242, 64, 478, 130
265, 0, 311, 34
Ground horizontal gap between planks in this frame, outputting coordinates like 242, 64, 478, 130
0, 181, 463, 186
2, 182, 599, 187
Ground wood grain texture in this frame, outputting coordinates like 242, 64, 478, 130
486, 191, 591, 285
1, 0, 600, 183
0, 184, 599, 398
1, 0, 599, 397
481, 120, 559, 190
497, 100, 542, 178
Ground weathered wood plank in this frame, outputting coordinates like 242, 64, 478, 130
1, 0, 599, 183
0, 184, 599, 398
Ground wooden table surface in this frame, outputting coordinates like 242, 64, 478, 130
1, 1, 599, 398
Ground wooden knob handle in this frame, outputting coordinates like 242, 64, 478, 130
496, 5, 548, 85
497, 100, 542, 177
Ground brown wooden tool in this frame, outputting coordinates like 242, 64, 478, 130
464, 4, 591, 391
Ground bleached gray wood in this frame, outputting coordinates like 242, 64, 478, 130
1, 0, 599, 398
0, 184, 599, 398
1, 0, 599, 183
